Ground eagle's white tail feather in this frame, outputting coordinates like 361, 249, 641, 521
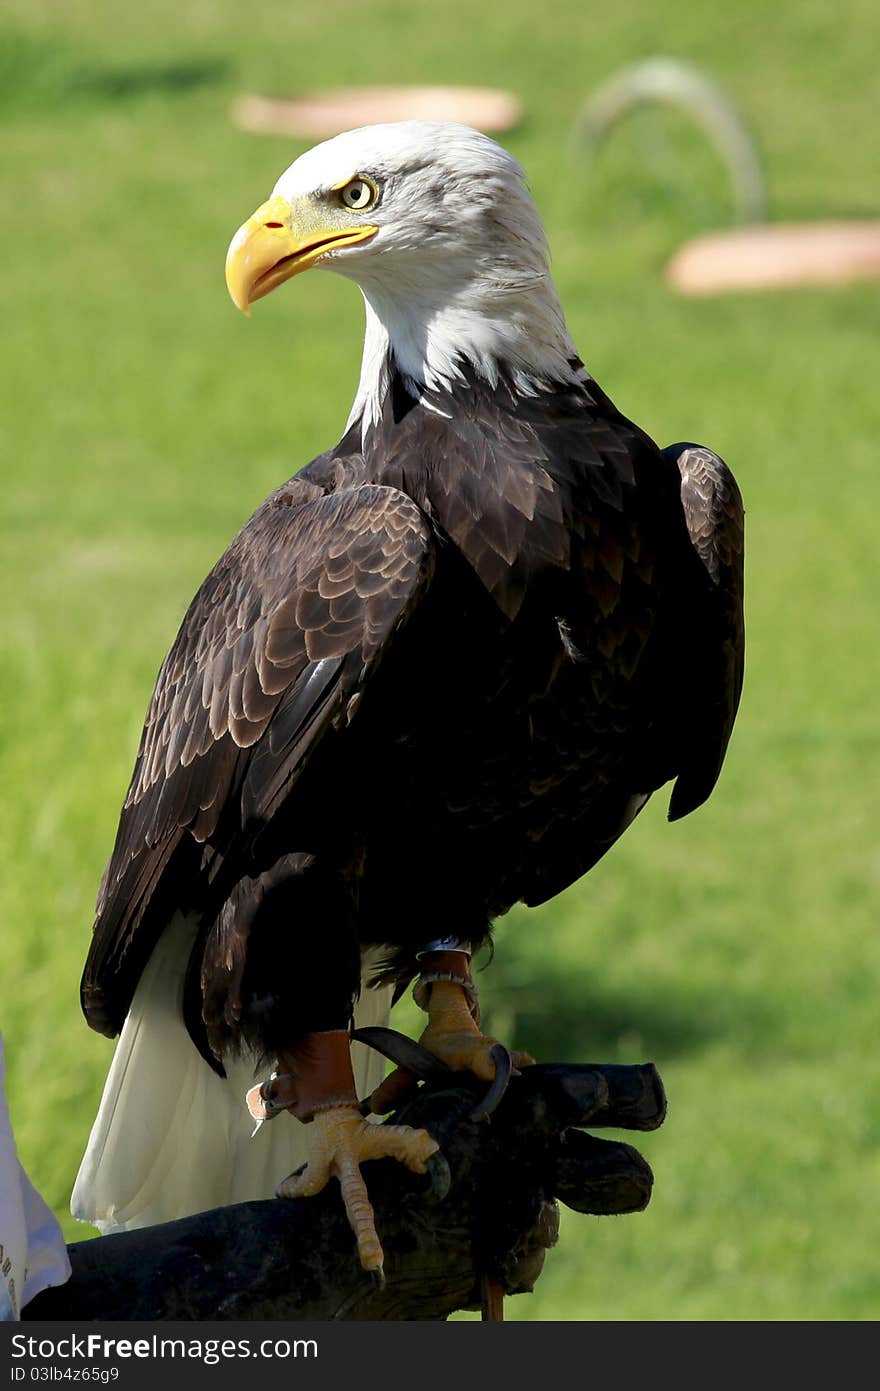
71, 914, 392, 1232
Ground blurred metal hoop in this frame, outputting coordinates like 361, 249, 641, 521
570, 59, 767, 225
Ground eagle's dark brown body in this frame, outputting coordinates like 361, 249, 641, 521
81, 360, 744, 1071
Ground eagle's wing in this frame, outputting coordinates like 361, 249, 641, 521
666, 443, 746, 821
82, 480, 435, 1036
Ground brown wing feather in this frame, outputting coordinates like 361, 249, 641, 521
82, 479, 434, 1036
667, 443, 746, 820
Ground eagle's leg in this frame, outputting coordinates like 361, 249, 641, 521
414, 949, 534, 1081
367, 949, 534, 1114
274, 1030, 438, 1277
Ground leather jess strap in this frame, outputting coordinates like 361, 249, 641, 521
246, 1030, 358, 1124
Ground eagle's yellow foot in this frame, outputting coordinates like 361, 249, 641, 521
276, 1104, 438, 1275
419, 978, 535, 1079
362, 957, 534, 1119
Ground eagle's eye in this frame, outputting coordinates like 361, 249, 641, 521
339, 177, 378, 212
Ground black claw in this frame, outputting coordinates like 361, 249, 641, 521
283, 1161, 307, 1184
351, 1026, 453, 1082
369, 1267, 386, 1291
424, 1149, 452, 1203
470, 1043, 513, 1121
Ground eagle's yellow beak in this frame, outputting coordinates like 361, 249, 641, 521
225, 194, 378, 315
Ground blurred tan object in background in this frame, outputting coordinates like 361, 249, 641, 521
232, 86, 522, 138
666, 222, 880, 295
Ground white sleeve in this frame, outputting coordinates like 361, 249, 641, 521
0, 1034, 71, 1319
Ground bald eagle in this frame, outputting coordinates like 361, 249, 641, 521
73, 122, 744, 1273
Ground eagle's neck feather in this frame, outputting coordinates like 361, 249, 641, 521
345, 266, 584, 437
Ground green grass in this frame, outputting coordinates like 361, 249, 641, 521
2, 0, 878, 1321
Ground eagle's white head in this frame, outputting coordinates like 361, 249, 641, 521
225, 122, 580, 429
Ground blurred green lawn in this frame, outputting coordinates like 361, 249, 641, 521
2, 0, 878, 1320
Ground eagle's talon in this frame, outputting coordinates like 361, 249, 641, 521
416, 978, 536, 1113
276, 1104, 438, 1272
352, 1026, 453, 1081
423, 1149, 452, 1203
277, 1160, 308, 1188
470, 1042, 513, 1120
